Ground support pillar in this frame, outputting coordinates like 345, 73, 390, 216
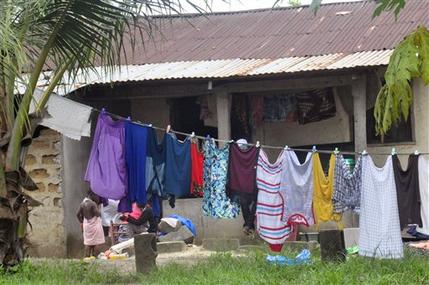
216, 91, 231, 145
352, 75, 367, 153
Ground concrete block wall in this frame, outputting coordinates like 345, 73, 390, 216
24, 129, 65, 257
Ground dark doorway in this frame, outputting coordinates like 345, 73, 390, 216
169, 96, 218, 141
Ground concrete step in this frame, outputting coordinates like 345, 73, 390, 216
202, 238, 240, 252
157, 241, 186, 254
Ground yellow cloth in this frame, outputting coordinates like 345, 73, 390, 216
313, 153, 342, 224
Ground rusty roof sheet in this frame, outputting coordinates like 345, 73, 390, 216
22, 50, 392, 95
122, 0, 429, 64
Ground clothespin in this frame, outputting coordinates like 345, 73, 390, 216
256, 141, 260, 148
126, 116, 131, 121
391, 147, 396, 156
312, 145, 317, 152
414, 149, 420, 155
229, 140, 234, 144
334, 147, 339, 155
284, 145, 290, 150
101, 108, 106, 113
166, 125, 171, 133
149, 123, 153, 127
362, 149, 368, 156
191, 132, 195, 138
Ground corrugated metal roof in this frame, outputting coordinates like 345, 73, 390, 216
24, 50, 392, 95
120, 0, 428, 64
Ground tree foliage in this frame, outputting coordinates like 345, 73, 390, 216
374, 26, 429, 136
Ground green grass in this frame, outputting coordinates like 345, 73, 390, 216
0, 249, 428, 285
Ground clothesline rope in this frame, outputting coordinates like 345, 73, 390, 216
92, 108, 429, 156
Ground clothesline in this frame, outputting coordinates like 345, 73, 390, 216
92, 108, 429, 156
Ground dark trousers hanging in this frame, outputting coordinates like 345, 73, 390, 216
239, 193, 257, 229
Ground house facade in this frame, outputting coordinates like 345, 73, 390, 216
26, 1, 429, 257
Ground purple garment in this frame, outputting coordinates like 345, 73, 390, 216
85, 112, 127, 200
227, 143, 259, 195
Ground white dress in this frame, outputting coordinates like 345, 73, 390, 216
280, 151, 314, 226
359, 155, 403, 259
417, 156, 429, 235
256, 149, 292, 246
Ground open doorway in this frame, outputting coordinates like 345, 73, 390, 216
169, 96, 218, 141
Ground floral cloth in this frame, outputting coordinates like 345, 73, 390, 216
202, 139, 240, 219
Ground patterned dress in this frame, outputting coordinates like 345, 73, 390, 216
202, 140, 240, 219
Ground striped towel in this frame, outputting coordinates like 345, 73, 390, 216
256, 149, 292, 246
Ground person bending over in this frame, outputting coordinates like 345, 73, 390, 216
120, 202, 158, 237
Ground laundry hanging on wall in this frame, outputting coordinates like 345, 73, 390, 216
202, 139, 240, 219
359, 155, 403, 259
263, 94, 297, 123
85, 111, 127, 201
295, 88, 336, 125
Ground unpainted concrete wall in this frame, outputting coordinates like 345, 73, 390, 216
24, 129, 65, 257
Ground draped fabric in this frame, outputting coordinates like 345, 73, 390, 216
392, 154, 422, 230
332, 155, 362, 214
85, 112, 126, 200
417, 156, 429, 235
125, 122, 148, 205
165, 134, 191, 198
190, 142, 204, 197
359, 156, 403, 259
280, 151, 314, 226
312, 154, 341, 223
202, 139, 240, 219
256, 149, 291, 248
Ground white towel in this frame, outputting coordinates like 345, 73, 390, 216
359, 156, 403, 259
417, 156, 429, 235
29, 90, 92, 140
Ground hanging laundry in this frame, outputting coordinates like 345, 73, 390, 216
359, 155, 403, 259
190, 142, 204, 197
231, 94, 252, 140
165, 134, 191, 199
392, 154, 422, 230
227, 143, 259, 195
313, 153, 341, 224
227, 142, 259, 231
250, 95, 264, 127
281, 150, 314, 226
256, 149, 292, 252
85, 112, 126, 200
145, 128, 166, 198
417, 156, 429, 236
125, 122, 148, 205
263, 94, 297, 122
332, 155, 362, 214
199, 96, 211, 121
295, 88, 336, 125
29, 90, 93, 141
202, 139, 240, 219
